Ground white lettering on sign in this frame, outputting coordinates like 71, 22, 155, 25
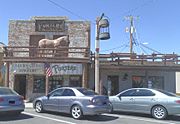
51, 64, 82, 75
11, 63, 44, 74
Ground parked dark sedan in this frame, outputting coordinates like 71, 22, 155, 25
33, 87, 112, 119
109, 88, 180, 120
0, 87, 25, 115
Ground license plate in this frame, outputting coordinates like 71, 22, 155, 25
9, 100, 15, 104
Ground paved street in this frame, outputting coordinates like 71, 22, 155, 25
0, 108, 180, 124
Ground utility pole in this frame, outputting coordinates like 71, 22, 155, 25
125, 16, 138, 54
130, 16, 133, 54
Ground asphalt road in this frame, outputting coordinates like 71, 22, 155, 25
0, 108, 180, 124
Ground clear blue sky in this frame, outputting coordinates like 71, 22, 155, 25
0, 0, 180, 54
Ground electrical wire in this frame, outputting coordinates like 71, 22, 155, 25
123, 0, 156, 16
47, 0, 88, 21
100, 43, 128, 52
46, 0, 158, 54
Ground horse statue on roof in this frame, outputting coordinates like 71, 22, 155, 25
38, 35, 70, 57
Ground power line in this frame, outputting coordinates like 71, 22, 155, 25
122, 0, 156, 16
47, 0, 158, 54
47, 0, 87, 21
139, 43, 162, 54
100, 43, 128, 52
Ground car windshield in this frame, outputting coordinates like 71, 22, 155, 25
77, 88, 98, 96
157, 89, 177, 97
0, 88, 18, 95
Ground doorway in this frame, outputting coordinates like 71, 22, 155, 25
108, 75, 119, 95
14, 75, 26, 99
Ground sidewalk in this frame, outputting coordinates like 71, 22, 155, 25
24, 102, 33, 109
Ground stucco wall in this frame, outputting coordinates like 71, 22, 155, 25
176, 72, 180, 94
89, 68, 176, 94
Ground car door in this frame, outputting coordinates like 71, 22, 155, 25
132, 89, 156, 113
59, 89, 76, 113
43, 89, 64, 112
112, 89, 136, 112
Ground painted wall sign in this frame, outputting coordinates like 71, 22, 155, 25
11, 63, 44, 74
35, 20, 65, 32
51, 64, 82, 75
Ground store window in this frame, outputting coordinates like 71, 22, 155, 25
132, 76, 164, 90
49, 76, 63, 91
33, 76, 45, 93
69, 75, 82, 87
148, 76, 164, 89
132, 76, 146, 88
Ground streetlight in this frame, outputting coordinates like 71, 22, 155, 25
95, 13, 110, 94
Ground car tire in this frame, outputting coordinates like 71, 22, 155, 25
151, 105, 167, 120
71, 105, 83, 119
35, 101, 44, 113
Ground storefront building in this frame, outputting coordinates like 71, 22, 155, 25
3, 16, 180, 101
88, 54, 180, 95
5, 16, 90, 101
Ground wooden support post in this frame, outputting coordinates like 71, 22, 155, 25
82, 63, 88, 88
45, 75, 49, 95
5, 62, 9, 87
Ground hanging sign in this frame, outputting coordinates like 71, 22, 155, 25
11, 63, 44, 74
51, 64, 82, 75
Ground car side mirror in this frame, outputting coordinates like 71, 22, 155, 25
47, 94, 51, 99
118, 95, 121, 101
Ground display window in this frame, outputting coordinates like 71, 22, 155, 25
49, 76, 63, 91
33, 76, 45, 93
69, 75, 82, 87
132, 76, 164, 90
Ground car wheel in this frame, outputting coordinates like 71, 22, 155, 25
35, 101, 43, 113
151, 105, 167, 120
71, 105, 83, 119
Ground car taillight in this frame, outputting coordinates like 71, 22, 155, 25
89, 98, 102, 105
89, 98, 97, 104
175, 100, 180, 104
0, 97, 4, 102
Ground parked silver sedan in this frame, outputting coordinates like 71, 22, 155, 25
0, 87, 25, 115
109, 88, 180, 120
33, 87, 112, 119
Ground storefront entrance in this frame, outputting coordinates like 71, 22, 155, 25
108, 75, 119, 95
14, 75, 26, 98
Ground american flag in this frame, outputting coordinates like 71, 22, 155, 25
44, 63, 53, 77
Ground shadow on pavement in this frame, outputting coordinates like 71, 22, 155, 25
113, 111, 152, 118
46, 111, 118, 121
83, 114, 119, 121
167, 115, 180, 121
0, 113, 34, 121
113, 111, 180, 121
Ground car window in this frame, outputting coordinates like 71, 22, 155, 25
0, 88, 18, 95
133, 89, 155, 96
120, 89, 136, 96
157, 89, 177, 97
51, 89, 64, 96
77, 88, 98, 96
62, 89, 76, 96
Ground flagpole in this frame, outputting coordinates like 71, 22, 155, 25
45, 74, 49, 95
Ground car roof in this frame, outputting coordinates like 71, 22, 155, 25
56, 87, 85, 90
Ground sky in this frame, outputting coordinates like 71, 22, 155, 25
0, 0, 180, 54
